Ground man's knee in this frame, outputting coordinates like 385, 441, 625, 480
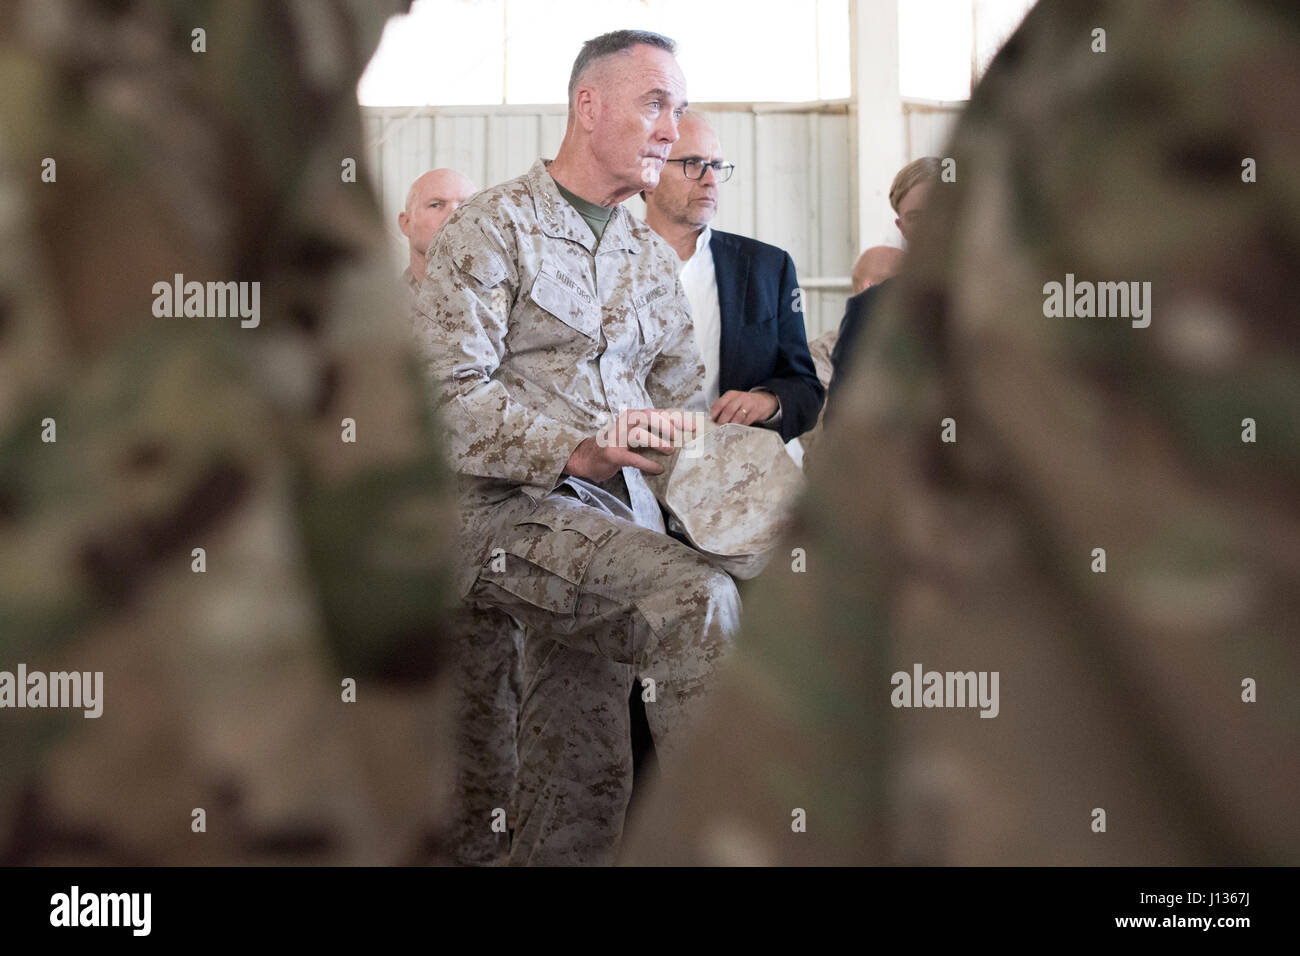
639, 555, 742, 644
696, 564, 742, 621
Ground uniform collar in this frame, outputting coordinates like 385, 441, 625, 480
529, 158, 636, 255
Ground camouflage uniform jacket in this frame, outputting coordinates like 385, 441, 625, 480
402, 266, 421, 299
413, 159, 707, 598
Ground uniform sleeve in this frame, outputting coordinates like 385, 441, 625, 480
645, 276, 708, 413
414, 213, 590, 491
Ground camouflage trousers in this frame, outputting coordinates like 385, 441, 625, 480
448, 604, 524, 866
468, 487, 740, 866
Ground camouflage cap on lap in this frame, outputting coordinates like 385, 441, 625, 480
644, 416, 805, 579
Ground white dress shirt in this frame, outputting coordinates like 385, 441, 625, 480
677, 226, 722, 406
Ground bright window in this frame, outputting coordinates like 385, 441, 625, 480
359, 0, 851, 106
899, 0, 1036, 101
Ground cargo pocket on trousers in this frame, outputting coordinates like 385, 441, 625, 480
492, 500, 619, 615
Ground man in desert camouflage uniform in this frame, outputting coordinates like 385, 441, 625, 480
626, 0, 1300, 865
0, 0, 457, 865
414, 29, 740, 866
400, 167, 521, 866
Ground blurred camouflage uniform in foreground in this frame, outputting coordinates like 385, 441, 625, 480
626, 0, 1300, 865
0, 0, 459, 864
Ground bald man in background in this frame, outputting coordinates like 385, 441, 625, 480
400, 168, 478, 293
850, 245, 903, 295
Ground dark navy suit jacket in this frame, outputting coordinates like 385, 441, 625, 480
828, 277, 894, 411
708, 229, 824, 442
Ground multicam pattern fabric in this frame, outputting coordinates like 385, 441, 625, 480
0, 0, 456, 865
625, 0, 1300, 866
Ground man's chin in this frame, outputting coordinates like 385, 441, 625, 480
638, 157, 665, 189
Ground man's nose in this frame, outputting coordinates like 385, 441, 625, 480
657, 111, 679, 143
699, 163, 717, 185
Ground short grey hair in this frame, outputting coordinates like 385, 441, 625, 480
568, 30, 677, 107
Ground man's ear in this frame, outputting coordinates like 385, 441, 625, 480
398, 211, 410, 237
894, 216, 903, 237
573, 86, 599, 132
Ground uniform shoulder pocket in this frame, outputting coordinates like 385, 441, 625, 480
441, 224, 509, 288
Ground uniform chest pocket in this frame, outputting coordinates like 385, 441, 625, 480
529, 265, 601, 340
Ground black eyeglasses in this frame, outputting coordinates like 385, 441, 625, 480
665, 159, 736, 183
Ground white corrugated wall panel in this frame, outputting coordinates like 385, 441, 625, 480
905, 104, 962, 160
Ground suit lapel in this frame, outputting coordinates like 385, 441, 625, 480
711, 231, 750, 393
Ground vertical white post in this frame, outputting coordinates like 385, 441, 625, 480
850, 0, 905, 252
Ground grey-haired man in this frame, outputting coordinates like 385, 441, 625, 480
413, 30, 740, 866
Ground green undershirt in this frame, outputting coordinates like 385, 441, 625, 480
553, 178, 613, 242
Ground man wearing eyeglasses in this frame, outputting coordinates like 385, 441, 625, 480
642, 114, 823, 447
